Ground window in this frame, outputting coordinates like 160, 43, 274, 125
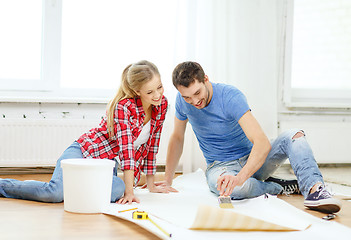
0, 0, 42, 90
0, 0, 180, 102
283, 0, 351, 108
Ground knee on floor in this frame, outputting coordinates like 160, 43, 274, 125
230, 179, 255, 200
40, 191, 64, 203
111, 177, 126, 202
111, 186, 125, 202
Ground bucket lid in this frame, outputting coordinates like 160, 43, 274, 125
61, 159, 115, 169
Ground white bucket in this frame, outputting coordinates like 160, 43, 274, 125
61, 158, 115, 214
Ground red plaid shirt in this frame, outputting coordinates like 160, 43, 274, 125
77, 96, 168, 185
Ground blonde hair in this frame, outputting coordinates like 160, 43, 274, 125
107, 60, 160, 139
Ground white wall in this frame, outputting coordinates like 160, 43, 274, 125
0, 0, 282, 171
179, 0, 282, 172
224, 0, 279, 140
1, 0, 350, 170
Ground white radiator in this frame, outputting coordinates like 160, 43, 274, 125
0, 119, 98, 167
0, 117, 201, 171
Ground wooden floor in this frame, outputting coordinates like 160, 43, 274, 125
0, 173, 164, 240
0, 173, 350, 239
278, 195, 351, 228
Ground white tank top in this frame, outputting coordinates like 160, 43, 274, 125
134, 121, 151, 149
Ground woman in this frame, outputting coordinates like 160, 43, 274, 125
0, 60, 173, 204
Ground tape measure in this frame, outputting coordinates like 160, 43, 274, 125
132, 211, 148, 220
132, 211, 172, 238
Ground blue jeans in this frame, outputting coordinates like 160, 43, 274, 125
0, 142, 125, 203
205, 129, 324, 199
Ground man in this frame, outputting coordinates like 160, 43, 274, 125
163, 61, 341, 214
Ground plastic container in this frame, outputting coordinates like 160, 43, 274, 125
61, 158, 115, 213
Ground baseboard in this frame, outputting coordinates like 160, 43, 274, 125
0, 165, 182, 175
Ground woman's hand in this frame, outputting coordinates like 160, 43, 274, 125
117, 193, 140, 204
118, 170, 139, 204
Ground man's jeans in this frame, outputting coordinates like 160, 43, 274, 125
205, 129, 324, 199
0, 141, 125, 203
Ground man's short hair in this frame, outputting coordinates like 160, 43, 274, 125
172, 61, 205, 88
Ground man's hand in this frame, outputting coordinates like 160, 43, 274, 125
217, 174, 245, 196
148, 185, 172, 193
117, 193, 140, 204
141, 181, 178, 193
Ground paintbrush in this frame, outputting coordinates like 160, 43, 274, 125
218, 196, 234, 209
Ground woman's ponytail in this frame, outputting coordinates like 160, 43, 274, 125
107, 64, 134, 139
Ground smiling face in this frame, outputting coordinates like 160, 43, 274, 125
136, 75, 164, 108
177, 76, 213, 109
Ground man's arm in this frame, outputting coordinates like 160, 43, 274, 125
164, 116, 188, 186
217, 110, 271, 196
